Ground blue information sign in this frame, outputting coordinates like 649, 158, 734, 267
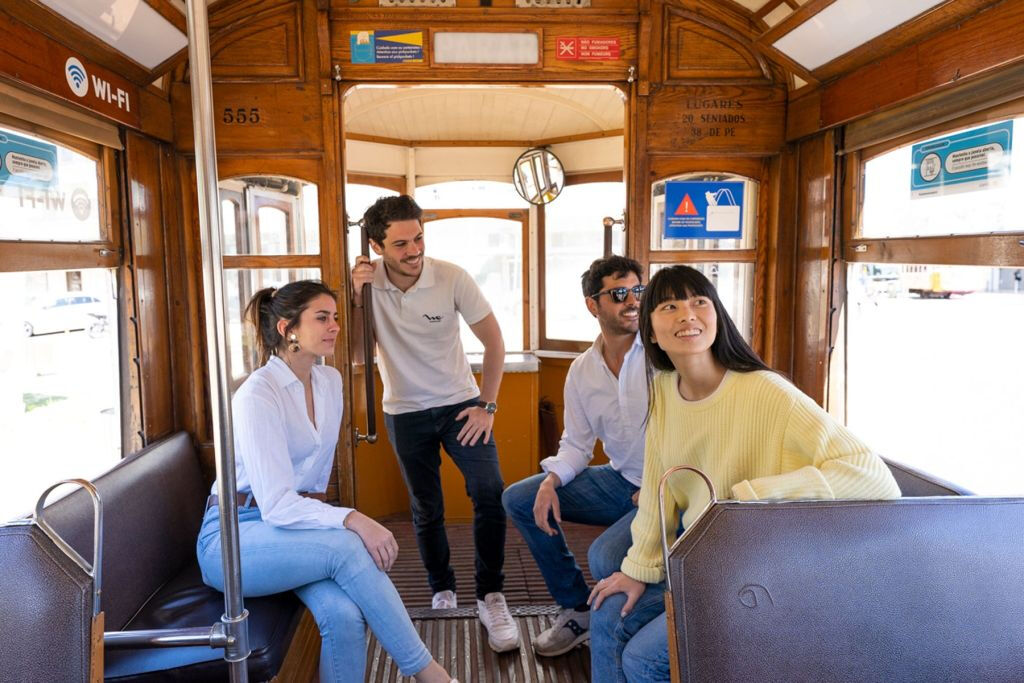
911, 120, 1013, 198
0, 131, 58, 190
663, 181, 744, 240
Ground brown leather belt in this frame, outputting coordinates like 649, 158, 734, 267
206, 491, 326, 510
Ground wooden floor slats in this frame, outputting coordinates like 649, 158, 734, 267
363, 518, 601, 681
365, 611, 590, 682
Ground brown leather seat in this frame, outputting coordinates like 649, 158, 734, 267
26, 432, 305, 681
666, 495, 1024, 682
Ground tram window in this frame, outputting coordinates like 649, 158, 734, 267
218, 177, 320, 255
845, 263, 1024, 495
649, 262, 755, 342
650, 173, 758, 251
415, 180, 528, 209
423, 215, 525, 353
861, 117, 1024, 238
224, 267, 321, 385
0, 125, 103, 242
1, 268, 120, 522
543, 181, 626, 343
345, 183, 399, 266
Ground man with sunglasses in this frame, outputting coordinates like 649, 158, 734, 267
502, 255, 648, 657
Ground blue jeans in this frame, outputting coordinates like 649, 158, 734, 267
589, 526, 670, 683
502, 465, 638, 607
385, 398, 506, 599
196, 505, 432, 683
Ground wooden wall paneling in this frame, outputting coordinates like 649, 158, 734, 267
209, 2, 305, 82
139, 87, 175, 144
820, 0, 1024, 129
790, 130, 835, 405
765, 144, 797, 376
126, 132, 175, 443
664, 8, 772, 83
160, 144, 194, 439
785, 87, 821, 142
645, 85, 786, 155
629, 90, 649, 261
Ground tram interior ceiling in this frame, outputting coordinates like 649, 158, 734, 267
1, 0, 1023, 680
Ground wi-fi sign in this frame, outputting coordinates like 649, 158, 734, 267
65, 57, 89, 98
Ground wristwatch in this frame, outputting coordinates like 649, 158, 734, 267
477, 400, 498, 415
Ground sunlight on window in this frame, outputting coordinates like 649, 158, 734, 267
544, 182, 625, 342
424, 216, 524, 352
0, 269, 120, 522
846, 264, 1024, 495
345, 183, 400, 265
862, 117, 1024, 238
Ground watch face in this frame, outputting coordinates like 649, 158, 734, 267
485, 402, 497, 414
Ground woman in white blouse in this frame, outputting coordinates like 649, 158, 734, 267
196, 280, 454, 683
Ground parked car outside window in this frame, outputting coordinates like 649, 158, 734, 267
22, 294, 107, 337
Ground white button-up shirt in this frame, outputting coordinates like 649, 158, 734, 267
223, 355, 351, 528
370, 257, 492, 414
540, 333, 648, 487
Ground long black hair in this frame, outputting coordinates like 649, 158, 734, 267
244, 280, 336, 365
640, 265, 769, 374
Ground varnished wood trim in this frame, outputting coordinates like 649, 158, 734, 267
270, 608, 319, 683
345, 129, 623, 148
844, 68, 1024, 156
649, 249, 756, 264
222, 255, 322, 269
347, 172, 406, 194
565, 170, 622, 185
845, 235, 1024, 268
758, 0, 838, 46
0, 242, 120, 273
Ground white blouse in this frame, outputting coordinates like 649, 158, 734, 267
223, 355, 352, 529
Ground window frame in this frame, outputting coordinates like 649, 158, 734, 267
538, 171, 624, 353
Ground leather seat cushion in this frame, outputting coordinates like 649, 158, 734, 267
105, 562, 304, 682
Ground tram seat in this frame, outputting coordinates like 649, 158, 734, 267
42, 432, 308, 682
665, 464, 1023, 682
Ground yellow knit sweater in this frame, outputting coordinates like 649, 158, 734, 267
621, 369, 901, 584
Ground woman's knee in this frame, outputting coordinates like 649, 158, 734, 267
588, 539, 621, 581
298, 581, 366, 640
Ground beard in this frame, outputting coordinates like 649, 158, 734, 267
599, 305, 640, 336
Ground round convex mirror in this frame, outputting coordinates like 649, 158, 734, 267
512, 147, 565, 205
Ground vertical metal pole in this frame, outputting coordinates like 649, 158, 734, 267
182, 2, 250, 680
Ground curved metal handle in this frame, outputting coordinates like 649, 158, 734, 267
657, 466, 717, 582
356, 221, 377, 444
33, 479, 103, 616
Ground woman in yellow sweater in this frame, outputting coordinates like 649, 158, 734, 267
586, 265, 900, 683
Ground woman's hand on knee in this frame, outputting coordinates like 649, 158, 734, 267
344, 511, 399, 572
588, 571, 645, 617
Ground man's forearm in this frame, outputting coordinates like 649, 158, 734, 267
478, 341, 504, 403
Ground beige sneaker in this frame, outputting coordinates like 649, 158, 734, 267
534, 607, 590, 656
432, 590, 458, 609
477, 592, 521, 652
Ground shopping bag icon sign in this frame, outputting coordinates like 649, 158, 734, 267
705, 188, 740, 233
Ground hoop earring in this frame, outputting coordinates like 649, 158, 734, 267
287, 333, 300, 353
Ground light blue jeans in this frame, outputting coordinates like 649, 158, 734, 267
196, 505, 433, 683
589, 521, 671, 683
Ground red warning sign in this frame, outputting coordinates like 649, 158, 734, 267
674, 194, 698, 216
554, 37, 621, 61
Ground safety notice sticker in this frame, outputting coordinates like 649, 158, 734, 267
350, 30, 424, 64
554, 37, 621, 61
910, 120, 1013, 199
663, 181, 744, 240
0, 131, 58, 190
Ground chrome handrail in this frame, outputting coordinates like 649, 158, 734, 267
33, 479, 103, 617
657, 466, 717, 592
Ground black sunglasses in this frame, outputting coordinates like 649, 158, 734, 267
591, 284, 645, 303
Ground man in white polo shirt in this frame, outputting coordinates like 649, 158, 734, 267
502, 255, 647, 657
350, 195, 520, 653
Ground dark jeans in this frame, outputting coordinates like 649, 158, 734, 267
385, 398, 506, 600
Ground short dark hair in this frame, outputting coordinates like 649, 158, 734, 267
580, 255, 644, 298
639, 265, 769, 374
245, 280, 336, 365
362, 195, 423, 245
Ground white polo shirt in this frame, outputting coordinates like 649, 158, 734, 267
371, 257, 492, 414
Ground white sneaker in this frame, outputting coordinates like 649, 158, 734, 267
432, 590, 458, 609
477, 592, 521, 652
533, 607, 590, 656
